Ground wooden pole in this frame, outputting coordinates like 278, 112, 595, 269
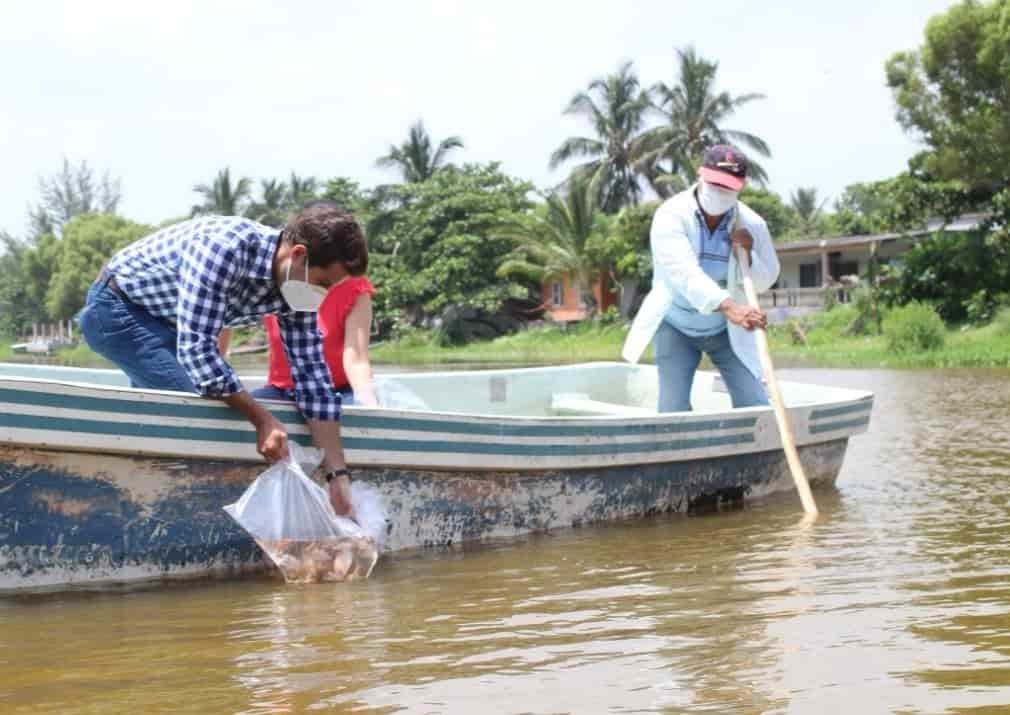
735, 245, 819, 516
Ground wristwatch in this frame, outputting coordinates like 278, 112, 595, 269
323, 467, 352, 483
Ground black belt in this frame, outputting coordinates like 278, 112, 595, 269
96, 270, 131, 303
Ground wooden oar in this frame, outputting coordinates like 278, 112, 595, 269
734, 244, 819, 516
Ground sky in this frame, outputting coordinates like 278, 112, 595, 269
0, 0, 958, 238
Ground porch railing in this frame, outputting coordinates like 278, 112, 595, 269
758, 287, 851, 309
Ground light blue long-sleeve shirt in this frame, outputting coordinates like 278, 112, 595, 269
664, 198, 735, 337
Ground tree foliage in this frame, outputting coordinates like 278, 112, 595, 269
738, 187, 796, 240
28, 158, 121, 238
191, 168, 252, 217
376, 121, 464, 184
637, 47, 770, 196
46, 214, 152, 320
498, 174, 609, 310
368, 163, 533, 336
885, 0, 1010, 193
549, 61, 650, 213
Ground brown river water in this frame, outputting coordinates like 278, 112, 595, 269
2, 368, 1009, 714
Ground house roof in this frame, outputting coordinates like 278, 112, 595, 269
774, 212, 988, 255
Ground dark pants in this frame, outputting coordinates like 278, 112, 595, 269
78, 277, 197, 393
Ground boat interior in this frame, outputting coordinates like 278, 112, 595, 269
0, 362, 865, 419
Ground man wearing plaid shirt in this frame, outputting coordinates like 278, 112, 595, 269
78, 204, 368, 516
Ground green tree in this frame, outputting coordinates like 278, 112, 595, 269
320, 177, 366, 213
249, 178, 289, 227
549, 61, 650, 213
498, 174, 609, 311
829, 181, 893, 236
46, 214, 152, 320
375, 121, 464, 183
638, 47, 770, 196
191, 168, 252, 216
19, 233, 62, 326
739, 187, 797, 240
287, 173, 319, 206
885, 0, 1010, 194
789, 187, 828, 238
584, 202, 658, 317
28, 158, 121, 238
370, 163, 533, 336
0, 234, 31, 335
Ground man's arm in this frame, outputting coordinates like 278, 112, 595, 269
175, 235, 289, 461
278, 312, 353, 516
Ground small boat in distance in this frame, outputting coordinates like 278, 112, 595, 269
0, 362, 872, 593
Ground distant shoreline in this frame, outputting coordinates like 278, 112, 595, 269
3, 316, 1009, 372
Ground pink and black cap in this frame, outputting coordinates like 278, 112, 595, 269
699, 144, 748, 191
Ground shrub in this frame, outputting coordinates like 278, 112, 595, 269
883, 302, 946, 352
993, 307, 1010, 336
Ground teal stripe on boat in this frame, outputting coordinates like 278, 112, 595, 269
342, 414, 757, 438
0, 387, 303, 424
342, 432, 754, 456
810, 400, 873, 421
809, 416, 871, 434
0, 386, 757, 439
0, 412, 254, 444
0, 412, 753, 456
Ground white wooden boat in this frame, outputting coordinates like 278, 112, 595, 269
0, 362, 872, 592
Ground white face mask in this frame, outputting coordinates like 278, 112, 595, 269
280, 258, 328, 312
697, 181, 739, 216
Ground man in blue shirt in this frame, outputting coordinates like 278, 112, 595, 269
622, 145, 780, 412
78, 204, 367, 515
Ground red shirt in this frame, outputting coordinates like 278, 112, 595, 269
265, 276, 374, 390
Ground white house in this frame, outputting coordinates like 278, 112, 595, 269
759, 213, 986, 321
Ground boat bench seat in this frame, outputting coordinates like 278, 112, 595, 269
550, 393, 656, 417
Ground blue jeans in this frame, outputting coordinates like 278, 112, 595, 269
654, 321, 768, 413
251, 384, 355, 406
78, 278, 197, 393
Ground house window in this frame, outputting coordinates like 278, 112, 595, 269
799, 263, 822, 288
551, 281, 563, 306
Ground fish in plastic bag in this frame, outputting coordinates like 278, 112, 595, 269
223, 443, 387, 584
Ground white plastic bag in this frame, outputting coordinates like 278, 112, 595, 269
224, 443, 386, 583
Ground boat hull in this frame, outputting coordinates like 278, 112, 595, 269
0, 439, 848, 592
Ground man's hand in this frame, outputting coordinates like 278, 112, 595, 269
719, 298, 767, 331
328, 474, 353, 518
254, 413, 289, 462
730, 227, 754, 254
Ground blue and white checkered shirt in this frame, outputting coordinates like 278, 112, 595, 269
107, 216, 341, 421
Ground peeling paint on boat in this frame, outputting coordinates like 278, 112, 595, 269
0, 362, 871, 593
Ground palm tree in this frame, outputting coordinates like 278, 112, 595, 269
790, 187, 827, 237
191, 168, 252, 216
249, 178, 289, 227
637, 47, 771, 196
549, 61, 651, 213
287, 173, 318, 207
376, 121, 464, 183
497, 174, 605, 311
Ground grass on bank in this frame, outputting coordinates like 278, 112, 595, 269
371, 321, 631, 366
3, 306, 1010, 371
373, 305, 1010, 369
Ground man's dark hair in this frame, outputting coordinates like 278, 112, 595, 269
283, 204, 367, 275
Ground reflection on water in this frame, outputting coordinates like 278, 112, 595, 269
2, 369, 1010, 713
